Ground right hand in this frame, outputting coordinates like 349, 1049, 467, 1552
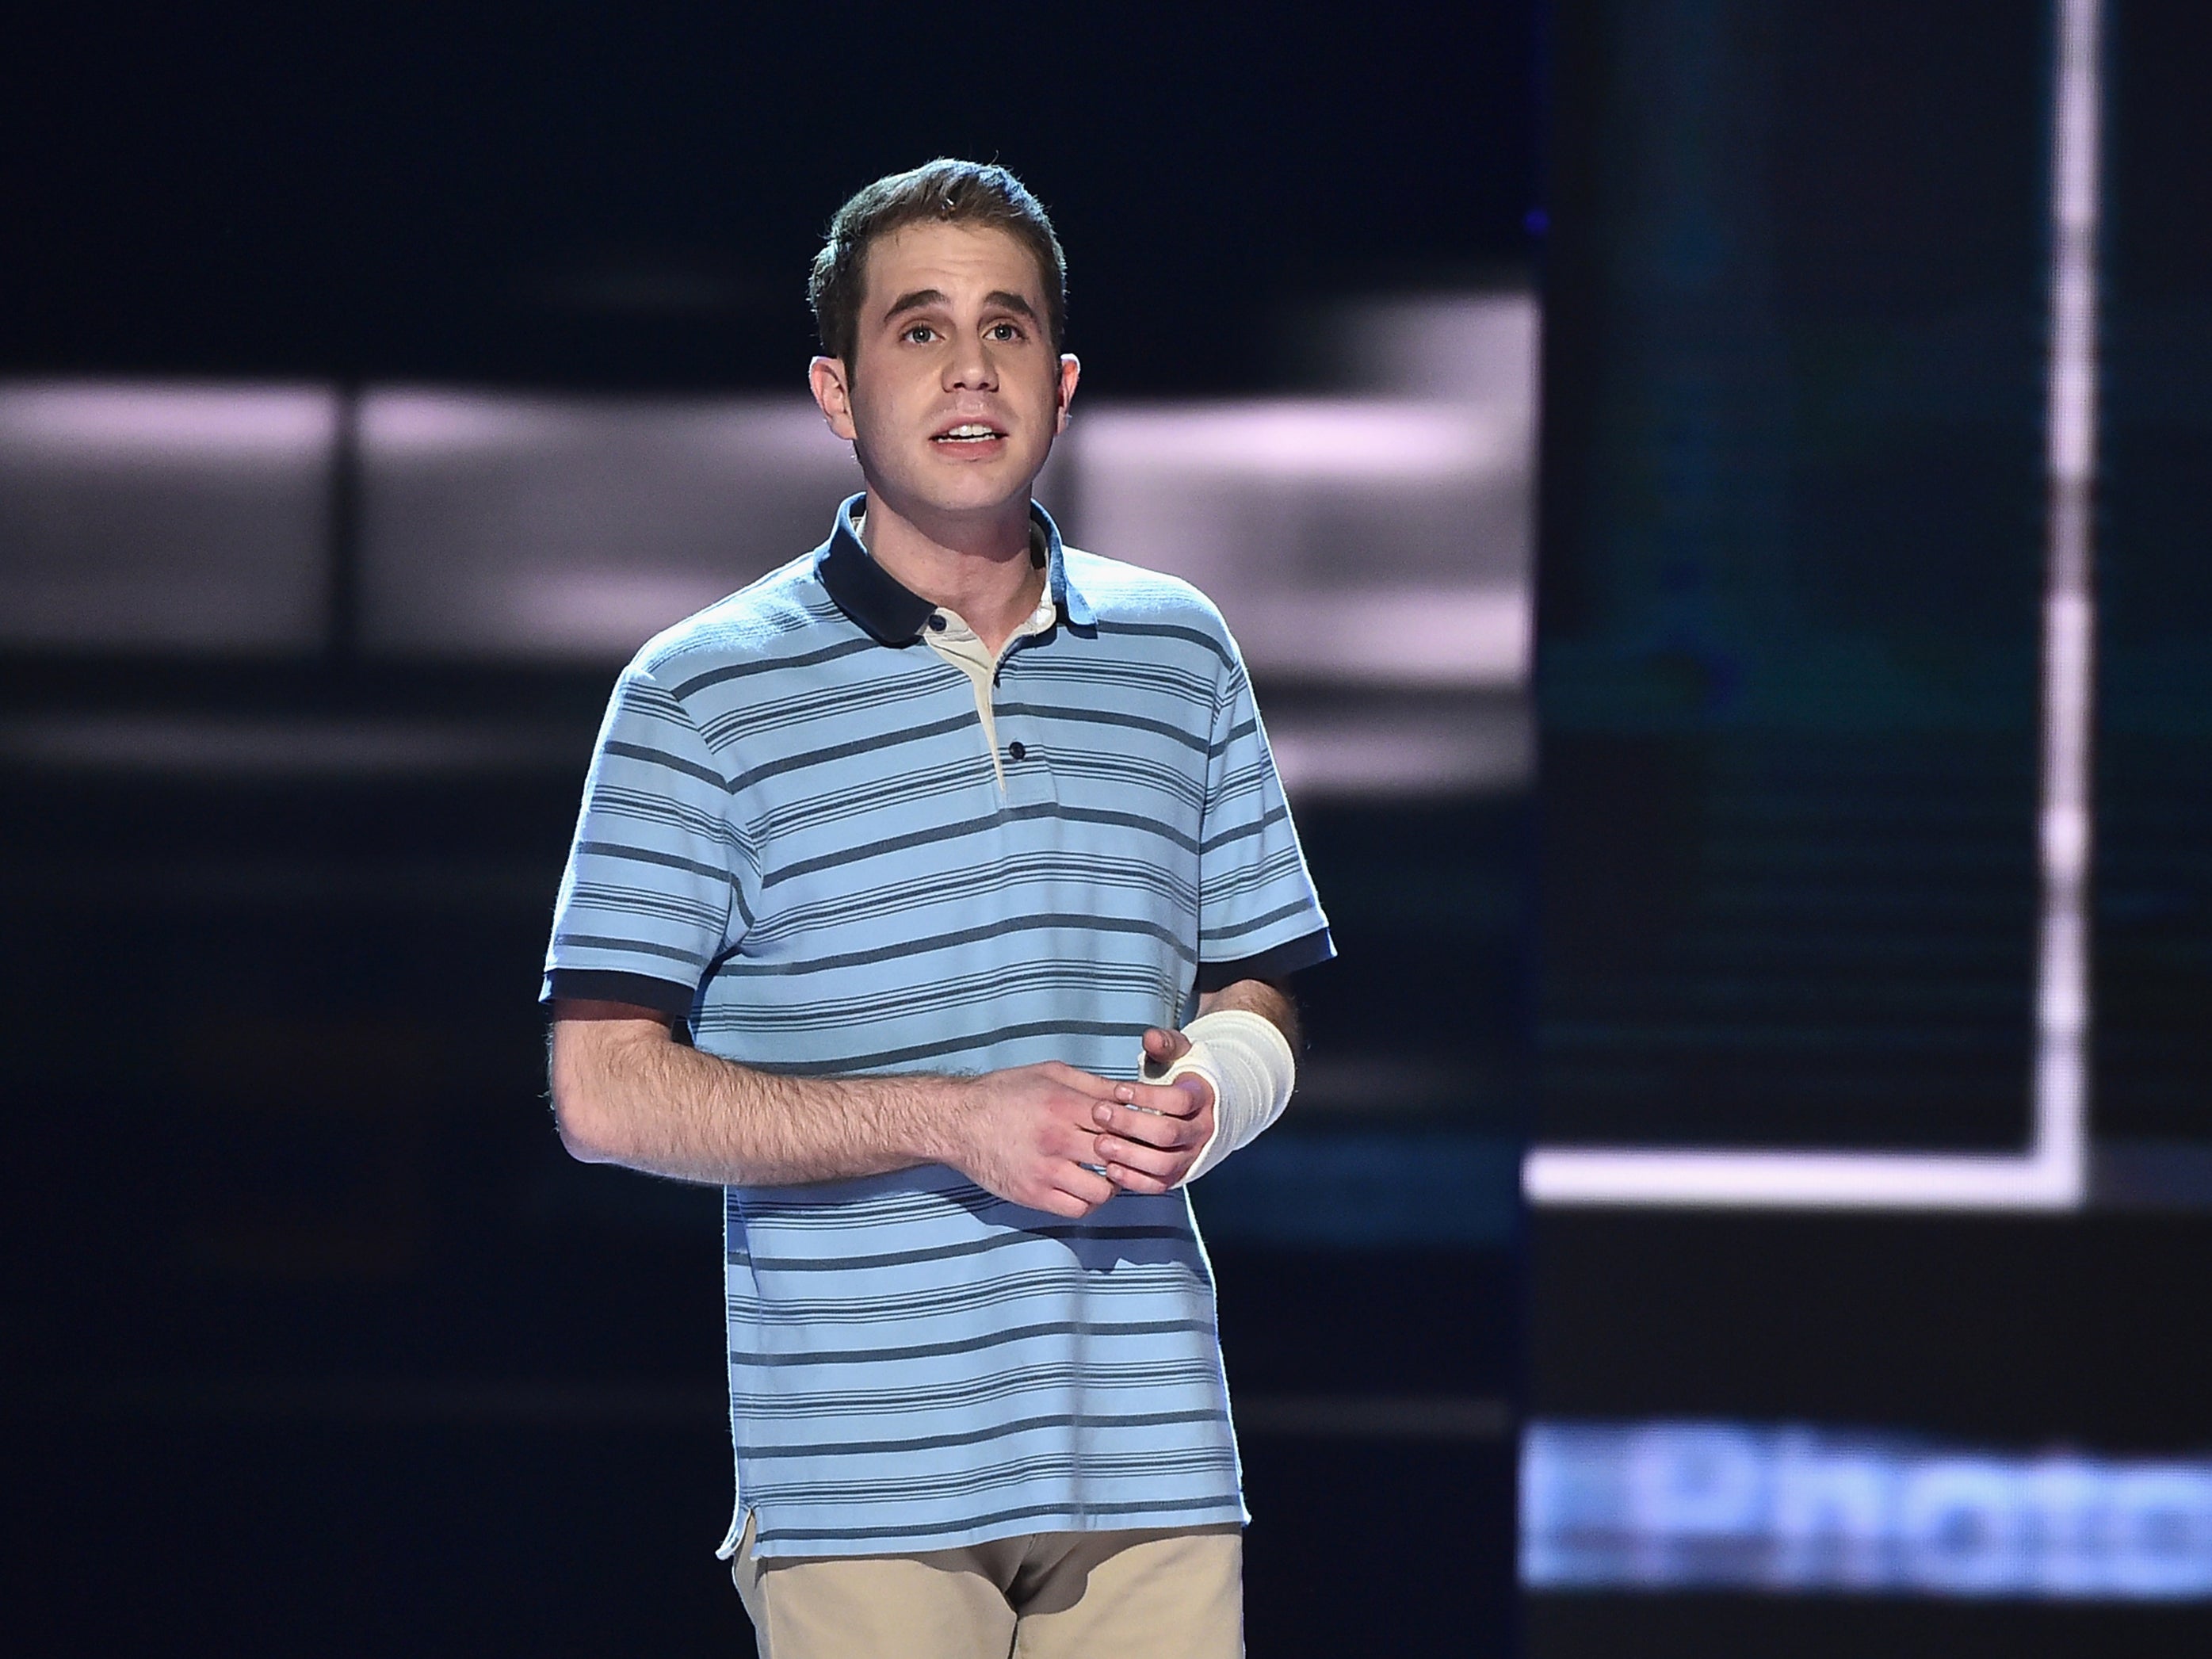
947, 1062, 1123, 1217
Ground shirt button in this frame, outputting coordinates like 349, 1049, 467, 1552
927, 614, 947, 632
1008, 741, 1027, 762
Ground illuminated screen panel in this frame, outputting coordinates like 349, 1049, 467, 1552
355, 391, 864, 659
1068, 295, 1538, 693
1532, 1, 2065, 1182
0, 383, 334, 653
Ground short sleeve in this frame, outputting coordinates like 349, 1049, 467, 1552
541, 663, 749, 1018
1194, 629, 1335, 992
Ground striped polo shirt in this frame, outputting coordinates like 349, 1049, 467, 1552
542, 495, 1333, 1558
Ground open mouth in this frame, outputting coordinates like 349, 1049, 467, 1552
933, 422, 1006, 446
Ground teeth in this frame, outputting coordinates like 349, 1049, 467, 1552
938, 424, 996, 439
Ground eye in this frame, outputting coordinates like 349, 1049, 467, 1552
988, 321, 1023, 342
902, 323, 938, 344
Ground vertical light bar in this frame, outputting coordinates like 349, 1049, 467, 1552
2028, 0, 2104, 1207
1525, 1, 2103, 1209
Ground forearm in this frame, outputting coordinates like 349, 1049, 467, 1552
1194, 976, 1301, 1052
551, 1010, 959, 1187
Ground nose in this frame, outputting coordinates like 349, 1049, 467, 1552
944, 328, 999, 392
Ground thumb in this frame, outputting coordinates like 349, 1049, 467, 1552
1140, 1026, 1191, 1075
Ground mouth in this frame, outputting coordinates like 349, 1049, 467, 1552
932, 422, 1007, 446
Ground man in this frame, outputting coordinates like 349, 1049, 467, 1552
544, 159, 1331, 1658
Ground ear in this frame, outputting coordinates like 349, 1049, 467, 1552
810, 356, 858, 442
1055, 354, 1081, 434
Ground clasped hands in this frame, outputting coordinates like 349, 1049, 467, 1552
959, 1026, 1214, 1217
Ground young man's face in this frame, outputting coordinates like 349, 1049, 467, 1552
811, 220, 1079, 532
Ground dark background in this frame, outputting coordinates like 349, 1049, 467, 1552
3, 3, 1541, 392
1537, 0, 2050, 1153
3, 4, 1539, 1657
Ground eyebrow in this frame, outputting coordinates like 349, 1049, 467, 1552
981, 290, 1041, 322
882, 288, 948, 321
881, 289, 1042, 325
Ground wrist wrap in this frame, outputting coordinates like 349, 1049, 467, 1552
1148, 1009, 1297, 1186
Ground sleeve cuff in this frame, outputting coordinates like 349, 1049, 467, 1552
543, 968, 697, 1018
1194, 925, 1335, 993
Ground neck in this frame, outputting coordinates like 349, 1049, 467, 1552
860, 491, 1045, 656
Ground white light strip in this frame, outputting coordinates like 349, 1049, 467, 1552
1522, 1145, 2081, 1211
1527, 0, 2103, 1211
2027, 0, 2105, 1210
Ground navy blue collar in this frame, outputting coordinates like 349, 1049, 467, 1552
815, 493, 1093, 644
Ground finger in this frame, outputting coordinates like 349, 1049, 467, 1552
1052, 1161, 1116, 1210
1096, 1134, 1186, 1182
1106, 1077, 1209, 1119
1032, 1184, 1095, 1218
1045, 1066, 1125, 1101
1094, 1097, 1205, 1149
1041, 1130, 1117, 1187
1104, 1160, 1175, 1197
1091, 1103, 1205, 1151
1143, 1026, 1191, 1062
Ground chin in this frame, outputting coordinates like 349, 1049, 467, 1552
916, 467, 1034, 514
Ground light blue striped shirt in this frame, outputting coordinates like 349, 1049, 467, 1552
544, 495, 1332, 1557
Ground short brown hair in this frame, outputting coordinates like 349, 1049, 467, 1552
809, 159, 1067, 370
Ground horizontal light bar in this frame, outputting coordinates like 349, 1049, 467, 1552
1522, 1145, 2084, 1212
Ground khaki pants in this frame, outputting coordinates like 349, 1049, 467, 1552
730, 1511, 1243, 1659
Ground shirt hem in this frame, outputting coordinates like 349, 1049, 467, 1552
543, 967, 696, 1017
741, 1497, 1251, 1560
1195, 926, 1335, 992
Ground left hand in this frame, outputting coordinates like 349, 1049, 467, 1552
1090, 1026, 1217, 1195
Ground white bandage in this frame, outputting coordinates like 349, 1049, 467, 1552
1146, 1009, 1297, 1186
